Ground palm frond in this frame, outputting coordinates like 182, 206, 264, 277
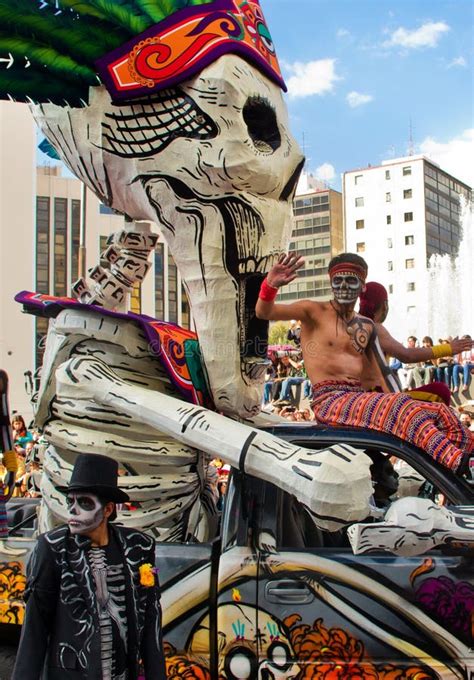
0, 66, 88, 104
0, 36, 97, 83
0, 0, 219, 105
0, 4, 129, 64
74, 0, 150, 34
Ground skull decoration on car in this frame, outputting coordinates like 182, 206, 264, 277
188, 603, 300, 679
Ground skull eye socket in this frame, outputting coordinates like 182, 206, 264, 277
267, 641, 292, 671
224, 646, 258, 679
243, 97, 281, 153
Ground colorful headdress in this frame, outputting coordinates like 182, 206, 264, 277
0, 0, 285, 106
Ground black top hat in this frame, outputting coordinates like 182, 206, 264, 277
59, 453, 129, 503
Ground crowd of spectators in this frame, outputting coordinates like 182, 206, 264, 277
265, 323, 474, 424
0, 414, 44, 498
391, 334, 474, 394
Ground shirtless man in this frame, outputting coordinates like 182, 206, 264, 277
256, 252, 474, 474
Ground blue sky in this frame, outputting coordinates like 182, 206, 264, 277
264, 0, 473, 190
38, 0, 473, 191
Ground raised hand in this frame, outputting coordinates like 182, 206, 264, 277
267, 253, 304, 288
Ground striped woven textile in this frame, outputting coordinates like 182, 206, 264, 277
312, 380, 473, 473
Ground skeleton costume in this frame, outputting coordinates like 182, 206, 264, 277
12, 455, 165, 680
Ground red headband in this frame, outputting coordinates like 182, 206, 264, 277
328, 263, 367, 282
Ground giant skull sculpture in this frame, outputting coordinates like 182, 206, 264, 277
33, 55, 304, 417
1, 0, 378, 538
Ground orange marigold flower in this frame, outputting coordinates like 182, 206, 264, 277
139, 562, 156, 587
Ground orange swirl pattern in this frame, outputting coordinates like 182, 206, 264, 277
97, 0, 286, 101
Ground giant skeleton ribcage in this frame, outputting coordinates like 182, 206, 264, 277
35, 308, 217, 542
35, 307, 374, 538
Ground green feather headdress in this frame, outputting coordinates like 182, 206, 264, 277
0, 0, 213, 105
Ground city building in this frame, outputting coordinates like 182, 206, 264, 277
279, 172, 344, 303
343, 155, 472, 338
0, 101, 190, 419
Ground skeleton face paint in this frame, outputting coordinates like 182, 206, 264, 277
331, 274, 364, 305
67, 492, 105, 535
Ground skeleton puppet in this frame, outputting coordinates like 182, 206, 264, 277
0, 0, 375, 534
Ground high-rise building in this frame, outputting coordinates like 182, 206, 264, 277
280, 173, 344, 303
343, 155, 471, 337
0, 102, 191, 419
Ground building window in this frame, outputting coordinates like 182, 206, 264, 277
154, 244, 164, 319
168, 251, 178, 323
404, 212, 413, 222
181, 285, 190, 329
54, 197, 68, 297
355, 174, 363, 185
387, 238, 393, 248
355, 197, 364, 207
35, 317, 49, 373
386, 215, 391, 225
407, 306, 416, 314
356, 219, 365, 230
405, 258, 415, 269
36, 196, 50, 294
99, 203, 116, 215
385, 192, 391, 202
71, 199, 81, 283
388, 284, 393, 294
356, 242, 365, 253
403, 166, 412, 176
385, 170, 390, 180
403, 188, 412, 199
387, 261, 393, 271
407, 282, 416, 292
405, 235, 414, 245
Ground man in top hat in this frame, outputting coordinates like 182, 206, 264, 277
12, 453, 166, 680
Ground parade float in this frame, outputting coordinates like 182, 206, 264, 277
0, 1, 473, 677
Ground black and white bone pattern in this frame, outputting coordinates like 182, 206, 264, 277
88, 546, 128, 680
34, 309, 213, 540
348, 497, 474, 556
54, 355, 375, 531
101, 89, 217, 158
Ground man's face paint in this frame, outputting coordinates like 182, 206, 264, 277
331, 273, 364, 305
66, 492, 105, 535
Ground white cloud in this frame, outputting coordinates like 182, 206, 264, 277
336, 28, 350, 38
447, 56, 467, 68
286, 59, 340, 99
314, 163, 336, 182
419, 129, 474, 187
346, 91, 373, 108
383, 21, 450, 49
